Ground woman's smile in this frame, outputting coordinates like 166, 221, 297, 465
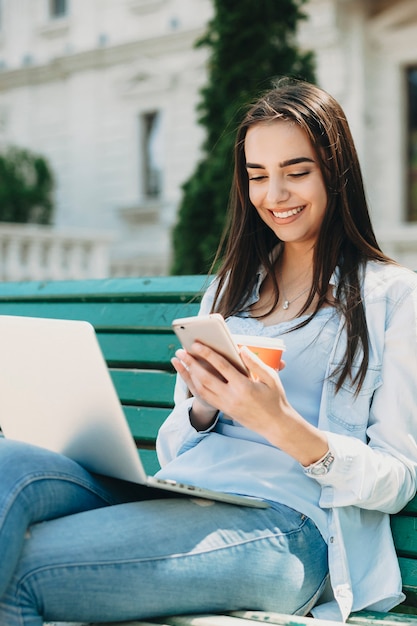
271, 206, 306, 220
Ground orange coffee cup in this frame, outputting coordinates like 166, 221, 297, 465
232, 335, 286, 369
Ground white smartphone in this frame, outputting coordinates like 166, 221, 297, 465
172, 313, 248, 375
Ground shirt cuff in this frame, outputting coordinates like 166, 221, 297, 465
188, 404, 220, 433
302, 448, 335, 476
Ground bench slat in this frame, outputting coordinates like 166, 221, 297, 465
123, 406, 169, 443
0, 301, 200, 329
98, 333, 180, 368
110, 370, 175, 407
138, 449, 161, 475
0, 276, 208, 300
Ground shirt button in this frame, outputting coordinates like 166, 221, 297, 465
329, 536, 334, 543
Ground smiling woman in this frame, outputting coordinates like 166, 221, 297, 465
173, 79, 417, 618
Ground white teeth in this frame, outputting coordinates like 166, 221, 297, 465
272, 206, 304, 218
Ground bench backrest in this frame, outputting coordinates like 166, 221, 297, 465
0, 275, 416, 610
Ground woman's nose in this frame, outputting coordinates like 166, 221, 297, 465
266, 177, 289, 204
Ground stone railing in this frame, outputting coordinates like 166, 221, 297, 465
0, 223, 112, 282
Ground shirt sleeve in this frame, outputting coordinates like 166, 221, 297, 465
156, 279, 219, 467
309, 279, 417, 514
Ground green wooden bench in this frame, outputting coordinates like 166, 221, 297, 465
0, 275, 416, 626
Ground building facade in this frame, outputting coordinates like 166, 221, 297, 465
0, 0, 416, 276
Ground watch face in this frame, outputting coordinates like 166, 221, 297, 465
311, 466, 327, 475
306, 451, 335, 476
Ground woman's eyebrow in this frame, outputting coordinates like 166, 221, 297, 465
279, 156, 315, 167
245, 156, 315, 169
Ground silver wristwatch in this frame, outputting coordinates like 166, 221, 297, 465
304, 450, 335, 476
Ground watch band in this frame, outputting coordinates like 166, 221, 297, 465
303, 449, 335, 476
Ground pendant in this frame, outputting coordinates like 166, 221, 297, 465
283, 300, 289, 310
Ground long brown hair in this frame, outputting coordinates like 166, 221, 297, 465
211, 78, 392, 393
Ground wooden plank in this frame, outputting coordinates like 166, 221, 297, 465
138, 449, 161, 475
0, 301, 200, 330
97, 333, 180, 368
392, 516, 417, 557
110, 369, 176, 407
0, 275, 209, 301
123, 405, 170, 442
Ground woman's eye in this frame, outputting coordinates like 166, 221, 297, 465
289, 171, 309, 178
248, 175, 267, 181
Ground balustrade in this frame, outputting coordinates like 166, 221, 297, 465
0, 224, 112, 281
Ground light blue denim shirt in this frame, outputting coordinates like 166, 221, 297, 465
156, 260, 417, 621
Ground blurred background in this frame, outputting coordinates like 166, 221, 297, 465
0, 0, 416, 281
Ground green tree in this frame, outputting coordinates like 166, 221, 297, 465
0, 146, 55, 224
171, 0, 315, 275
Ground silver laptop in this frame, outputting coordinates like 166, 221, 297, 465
0, 315, 267, 509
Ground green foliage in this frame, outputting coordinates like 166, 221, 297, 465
0, 146, 55, 224
171, 0, 315, 275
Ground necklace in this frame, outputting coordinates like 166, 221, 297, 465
280, 282, 311, 310
281, 286, 310, 310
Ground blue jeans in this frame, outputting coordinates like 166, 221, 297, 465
0, 439, 328, 626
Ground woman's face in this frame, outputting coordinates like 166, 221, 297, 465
245, 120, 328, 250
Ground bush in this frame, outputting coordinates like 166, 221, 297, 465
0, 146, 55, 224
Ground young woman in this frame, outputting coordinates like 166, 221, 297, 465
1, 79, 417, 625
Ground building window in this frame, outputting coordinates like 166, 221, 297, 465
407, 67, 417, 222
50, 0, 68, 18
141, 111, 163, 199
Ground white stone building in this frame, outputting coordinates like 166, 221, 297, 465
0, 0, 416, 278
